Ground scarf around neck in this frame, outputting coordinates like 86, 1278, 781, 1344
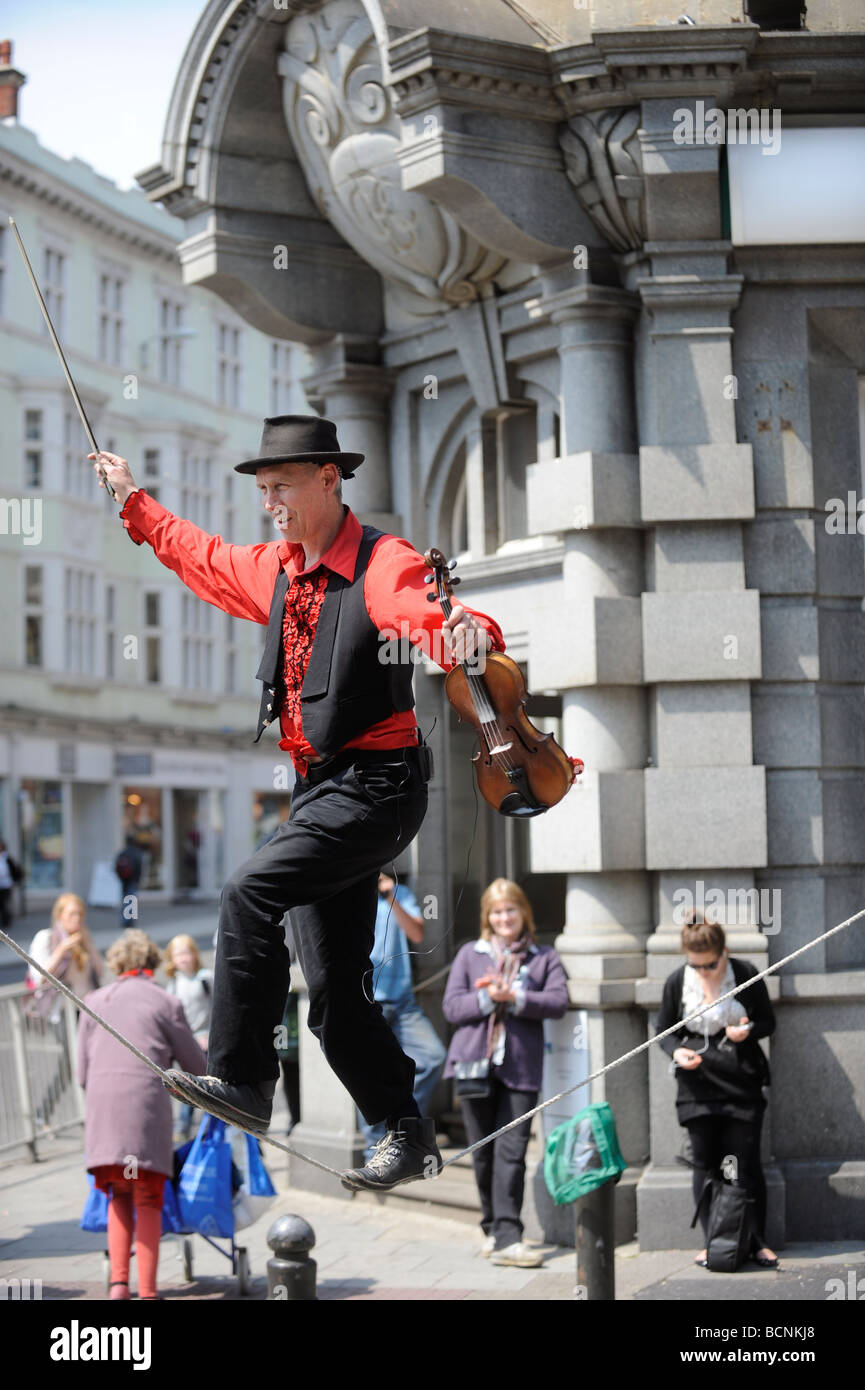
485, 932, 531, 1061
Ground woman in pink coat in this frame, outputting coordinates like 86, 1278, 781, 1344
77, 930, 206, 1300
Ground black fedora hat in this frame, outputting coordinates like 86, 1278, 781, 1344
234, 415, 364, 479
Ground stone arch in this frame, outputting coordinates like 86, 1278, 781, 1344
423, 396, 475, 559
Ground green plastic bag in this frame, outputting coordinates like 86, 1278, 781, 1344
544, 1102, 626, 1206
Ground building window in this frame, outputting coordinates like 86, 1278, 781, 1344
98, 272, 125, 364
64, 567, 97, 673
142, 448, 161, 504
142, 590, 161, 684
42, 247, 65, 336
180, 452, 212, 529
494, 406, 535, 545
224, 473, 237, 541
63, 409, 89, 497
252, 792, 291, 852
224, 611, 239, 695
217, 323, 242, 408
18, 780, 64, 889
269, 342, 294, 415
24, 409, 43, 489
123, 787, 163, 891
181, 592, 214, 690
105, 583, 116, 680
23, 564, 43, 667
158, 296, 185, 386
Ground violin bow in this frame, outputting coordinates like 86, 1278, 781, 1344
8, 216, 116, 500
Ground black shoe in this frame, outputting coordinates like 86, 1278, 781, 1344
341, 1117, 441, 1192
162, 1072, 275, 1135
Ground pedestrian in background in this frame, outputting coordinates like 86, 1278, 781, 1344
443, 878, 568, 1268
656, 909, 778, 1269
27, 893, 103, 1022
114, 837, 143, 927
0, 838, 23, 928
164, 934, 213, 1141
77, 930, 206, 1300
356, 868, 446, 1161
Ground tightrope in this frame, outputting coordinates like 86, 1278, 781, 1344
2, 905, 863, 1188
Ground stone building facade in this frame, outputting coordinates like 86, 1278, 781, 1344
140, 0, 865, 1242
0, 76, 310, 909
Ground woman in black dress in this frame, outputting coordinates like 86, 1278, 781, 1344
656, 911, 778, 1268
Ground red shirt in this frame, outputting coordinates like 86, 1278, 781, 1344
120, 492, 506, 775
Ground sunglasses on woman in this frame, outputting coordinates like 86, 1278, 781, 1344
688, 958, 721, 972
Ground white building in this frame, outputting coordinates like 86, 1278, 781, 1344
0, 81, 308, 907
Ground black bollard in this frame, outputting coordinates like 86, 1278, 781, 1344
575, 1179, 615, 1300
266, 1214, 317, 1300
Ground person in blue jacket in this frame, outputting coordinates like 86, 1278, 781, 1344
357, 868, 446, 1160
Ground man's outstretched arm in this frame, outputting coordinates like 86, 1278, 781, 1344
92, 450, 278, 624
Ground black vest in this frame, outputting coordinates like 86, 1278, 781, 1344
253, 525, 415, 758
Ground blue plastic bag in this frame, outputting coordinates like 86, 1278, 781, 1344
80, 1171, 183, 1235
230, 1129, 277, 1231
176, 1116, 235, 1238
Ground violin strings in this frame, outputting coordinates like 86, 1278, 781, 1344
440, 568, 518, 776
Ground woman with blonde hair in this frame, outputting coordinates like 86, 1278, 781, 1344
27, 893, 103, 1021
164, 934, 213, 1140
442, 878, 568, 1267
77, 929, 206, 1300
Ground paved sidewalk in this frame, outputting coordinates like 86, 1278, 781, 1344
1, 1131, 862, 1302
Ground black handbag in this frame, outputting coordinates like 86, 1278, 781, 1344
453, 1058, 492, 1101
692, 1172, 757, 1272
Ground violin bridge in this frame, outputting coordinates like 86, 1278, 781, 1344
489, 741, 513, 756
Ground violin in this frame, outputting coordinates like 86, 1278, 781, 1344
424, 548, 583, 818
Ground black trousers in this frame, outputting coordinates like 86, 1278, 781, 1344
685, 1112, 768, 1245
461, 1078, 538, 1250
207, 746, 428, 1125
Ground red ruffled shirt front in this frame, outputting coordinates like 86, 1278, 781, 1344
119, 492, 506, 775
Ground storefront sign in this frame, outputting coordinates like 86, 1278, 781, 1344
114, 753, 153, 777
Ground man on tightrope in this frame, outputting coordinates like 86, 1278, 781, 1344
90, 416, 504, 1191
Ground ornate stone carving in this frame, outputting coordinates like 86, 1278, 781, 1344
560, 107, 645, 253
278, 0, 506, 316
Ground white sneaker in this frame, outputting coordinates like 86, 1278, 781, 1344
490, 1241, 544, 1268
480, 1235, 496, 1258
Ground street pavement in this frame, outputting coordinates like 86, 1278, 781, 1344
1, 1128, 862, 1303
3, 905, 863, 1307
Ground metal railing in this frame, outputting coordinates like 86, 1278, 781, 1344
0, 984, 84, 1159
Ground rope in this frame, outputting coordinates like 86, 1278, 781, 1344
439, 904, 865, 1169
412, 962, 452, 993
0, 929, 345, 1182
3, 903, 863, 1189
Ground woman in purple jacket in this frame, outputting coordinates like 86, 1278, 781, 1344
77, 931, 206, 1300
443, 878, 568, 1268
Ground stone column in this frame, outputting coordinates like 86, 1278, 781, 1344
525, 278, 648, 1242
289, 341, 397, 1192
302, 339, 397, 530
626, 98, 782, 1250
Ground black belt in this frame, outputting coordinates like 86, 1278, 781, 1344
297, 742, 433, 787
